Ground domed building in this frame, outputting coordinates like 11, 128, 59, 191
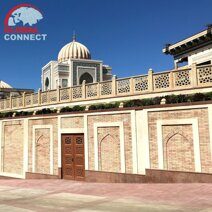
0, 80, 33, 99
41, 35, 112, 91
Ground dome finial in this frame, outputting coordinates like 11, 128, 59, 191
72, 31, 76, 41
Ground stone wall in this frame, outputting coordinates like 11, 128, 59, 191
148, 108, 212, 173
0, 103, 211, 179
2, 120, 24, 175
28, 118, 58, 175
87, 113, 132, 173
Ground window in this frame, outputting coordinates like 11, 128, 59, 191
62, 79, 68, 87
45, 77, 49, 90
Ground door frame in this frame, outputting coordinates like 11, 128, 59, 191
61, 133, 85, 180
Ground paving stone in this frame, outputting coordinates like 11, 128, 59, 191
0, 180, 211, 211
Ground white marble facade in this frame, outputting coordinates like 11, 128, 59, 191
41, 37, 112, 91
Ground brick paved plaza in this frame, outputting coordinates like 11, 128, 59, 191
0, 180, 211, 211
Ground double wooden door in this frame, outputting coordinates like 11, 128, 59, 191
62, 134, 85, 180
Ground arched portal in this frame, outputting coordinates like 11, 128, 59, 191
79, 72, 93, 84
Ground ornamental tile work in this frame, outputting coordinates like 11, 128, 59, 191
73, 62, 100, 86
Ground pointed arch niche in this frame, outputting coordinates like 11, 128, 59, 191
98, 129, 121, 172
163, 128, 195, 172
156, 119, 201, 172
94, 122, 125, 173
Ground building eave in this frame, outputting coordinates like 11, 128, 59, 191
163, 28, 212, 56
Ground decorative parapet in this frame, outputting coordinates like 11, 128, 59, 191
0, 64, 212, 112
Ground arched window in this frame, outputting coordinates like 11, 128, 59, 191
45, 77, 49, 90
79, 72, 93, 84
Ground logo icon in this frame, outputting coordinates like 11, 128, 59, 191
4, 3, 47, 41
8, 6, 43, 27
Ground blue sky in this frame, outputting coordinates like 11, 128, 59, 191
0, 0, 212, 90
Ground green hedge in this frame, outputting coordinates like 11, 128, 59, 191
60, 105, 86, 113
35, 108, 57, 115
15, 111, 33, 116
0, 112, 13, 118
89, 102, 120, 110
123, 92, 212, 108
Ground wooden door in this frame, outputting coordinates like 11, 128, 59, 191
62, 134, 85, 180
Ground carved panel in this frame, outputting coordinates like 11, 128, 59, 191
65, 146, 72, 154
100, 81, 112, 96
134, 76, 148, 92
25, 95, 31, 106
60, 88, 70, 101
72, 86, 82, 99
12, 98, 17, 108
75, 156, 84, 165
18, 97, 23, 107
117, 79, 130, 94
65, 137, 72, 144
75, 168, 84, 177
154, 73, 170, 89
49, 90, 57, 102
0, 100, 4, 109
197, 66, 212, 84
41, 92, 48, 104
65, 168, 73, 175
174, 70, 191, 87
76, 137, 83, 144
75, 146, 83, 154
86, 84, 98, 98
65, 156, 72, 164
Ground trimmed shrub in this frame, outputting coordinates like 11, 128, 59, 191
60, 105, 86, 113
165, 94, 187, 104
205, 92, 212, 100
36, 108, 55, 115
15, 111, 33, 117
89, 102, 119, 110
0, 112, 14, 118
190, 93, 207, 102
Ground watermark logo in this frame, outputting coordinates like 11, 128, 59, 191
4, 3, 47, 41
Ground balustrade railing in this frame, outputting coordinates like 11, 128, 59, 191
0, 64, 212, 112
